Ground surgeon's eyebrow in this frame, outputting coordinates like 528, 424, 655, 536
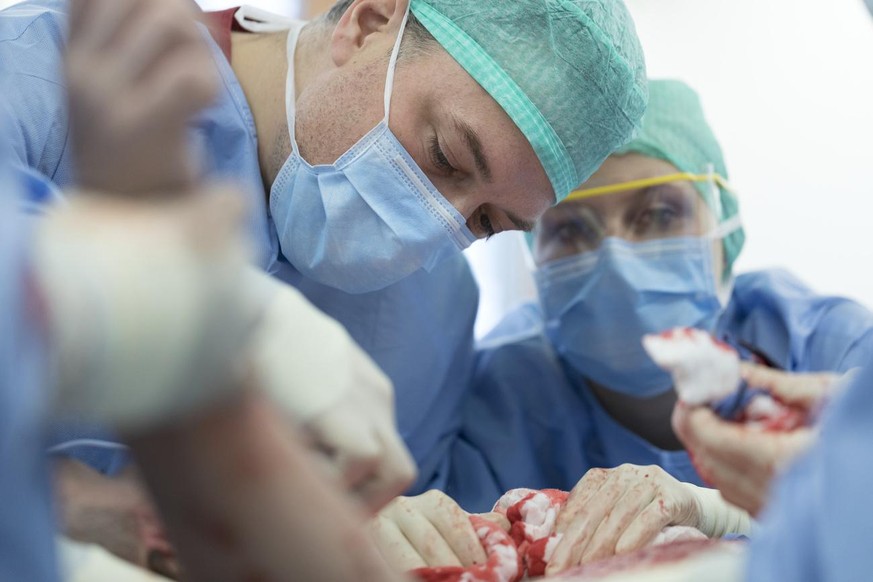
506, 211, 535, 233
452, 115, 492, 183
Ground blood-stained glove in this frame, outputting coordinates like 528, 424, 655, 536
545, 465, 750, 575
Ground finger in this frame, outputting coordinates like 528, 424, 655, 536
475, 512, 510, 532
419, 491, 487, 566
369, 515, 428, 571
73, 0, 140, 56
120, 51, 219, 132
740, 363, 836, 406
548, 471, 624, 573
691, 454, 767, 515
353, 430, 417, 514
614, 499, 675, 555
68, 0, 99, 45
306, 414, 382, 492
579, 484, 656, 564
109, 6, 207, 88
680, 407, 757, 463
148, 550, 181, 579
389, 500, 465, 567
553, 468, 611, 534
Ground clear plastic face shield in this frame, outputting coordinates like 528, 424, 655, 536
532, 167, 734, 270
532, 167, 742, 397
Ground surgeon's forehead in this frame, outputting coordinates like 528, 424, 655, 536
580, 153, 683, 189
405, 48, 553, 215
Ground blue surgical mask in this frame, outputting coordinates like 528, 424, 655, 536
269, 8, 475, 294
536, 227, 737, 398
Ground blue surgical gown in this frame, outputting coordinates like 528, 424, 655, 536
0, 141, 60, 580
447, 269, 873, 512
746, 359, 873, 581
0, 0, 479, 491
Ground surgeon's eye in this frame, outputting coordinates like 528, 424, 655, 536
429, 136, 457, 174
636, 205, 681, 234
550, 218, 600, 246
477, 211, 496, 239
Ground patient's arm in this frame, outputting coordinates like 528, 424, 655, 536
126, 387, 406, 582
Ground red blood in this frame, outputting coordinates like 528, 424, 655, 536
501, 489, 568, 577
410, 516, 522, 582
548, 539, 736, 580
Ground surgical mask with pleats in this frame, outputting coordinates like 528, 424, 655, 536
536, 218, 740, 398
269, 7, 476, 294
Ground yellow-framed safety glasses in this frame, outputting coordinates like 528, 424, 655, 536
564, 171, 734, 203
532, 169, 735, 265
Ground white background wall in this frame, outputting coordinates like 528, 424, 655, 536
3, 0, 872, 337
467, 0, 873, 338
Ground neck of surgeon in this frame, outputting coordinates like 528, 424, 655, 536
229, 20, 330, 196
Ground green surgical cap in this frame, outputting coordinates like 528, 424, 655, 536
410, 0, 648, 203
615, 79, 745, 276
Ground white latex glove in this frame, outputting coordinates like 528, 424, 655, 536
245, 269, 416, 512
34, 190, 255, 430
671, 363, 847, 516
546, 464, 751, 575
368, 490, 487, 571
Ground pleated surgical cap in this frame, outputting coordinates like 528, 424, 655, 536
410, 0, 648, 203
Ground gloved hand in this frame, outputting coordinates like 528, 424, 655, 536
545, 464, 751, 575
245, 269, 416, 512
35, 190, 254, 430
671, 363, 846, 516
739, 362, 843, 410
672, 403, 814, 517
368, 490, 487, 571
66, 0, 219, 195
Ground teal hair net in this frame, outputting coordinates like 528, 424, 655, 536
410, 0, 648, 203
615, 79, 745, 276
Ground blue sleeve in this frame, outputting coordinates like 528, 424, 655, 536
748, 361, 873, 581
725, 270, 873, 374
805, 301, 873, 373
0, 1, 76, 185
0, 157, 61, 582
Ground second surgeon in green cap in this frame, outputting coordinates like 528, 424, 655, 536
366, 79, 873, 577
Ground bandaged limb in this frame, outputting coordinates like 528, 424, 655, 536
33, 190, 254, 430
245, 269, 417, 512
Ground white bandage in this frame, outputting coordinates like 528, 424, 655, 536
642, 328, 741, 406
34, 194, 254, 430
242, 267, 391, 423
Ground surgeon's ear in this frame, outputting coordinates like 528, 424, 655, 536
330, 0, 409, 67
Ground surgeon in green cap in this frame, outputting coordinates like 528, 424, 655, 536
371, 79, 873, 576
0, 0, 650, 566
